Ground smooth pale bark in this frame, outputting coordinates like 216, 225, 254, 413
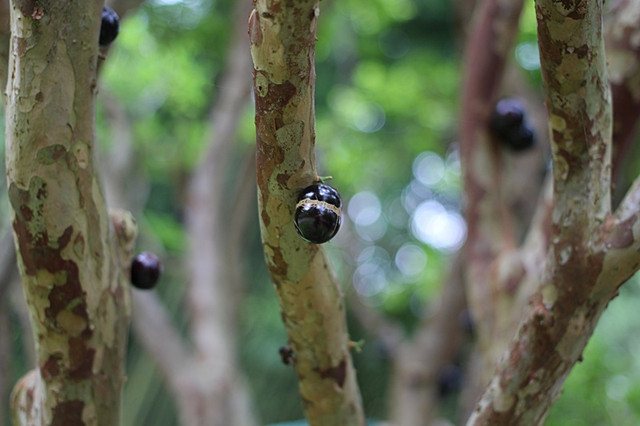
5, 1, 136, 424
250, 1, 365, 425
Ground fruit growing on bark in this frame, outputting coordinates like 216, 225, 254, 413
294, 183, 342, 244
100, 6, 120, 47
490, 98, 536, 152
130, 252, 162, 290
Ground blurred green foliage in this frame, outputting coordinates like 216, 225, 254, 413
1, 0, 640, 424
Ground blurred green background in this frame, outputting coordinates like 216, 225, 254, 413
1, 0, 639, 424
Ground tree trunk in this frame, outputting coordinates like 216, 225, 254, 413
5, 1, 136, 424
249, 0, 365, 424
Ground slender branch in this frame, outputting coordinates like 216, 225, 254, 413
459, 0, 526, 386
227, 148, 257, 262
185, 0, 252, 360
346, 288, 403, 358
388, 253, 467, 426
130, 292, 190, 386
250, 1, 365, 424
101, 93, 148, 211
176, 0, 258, 424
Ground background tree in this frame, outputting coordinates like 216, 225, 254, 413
2, 0, 640, 425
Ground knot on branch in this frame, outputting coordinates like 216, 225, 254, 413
11, 370, 42, 423
109, 209, 138, 266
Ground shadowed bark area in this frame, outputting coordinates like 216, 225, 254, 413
5, 1, 136, 424
249, 0, 365, 425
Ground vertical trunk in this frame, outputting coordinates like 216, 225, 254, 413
6, 1, 136, 424
249, 0, 365, 424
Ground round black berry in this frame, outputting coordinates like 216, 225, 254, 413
100, 6, 120, 47
490, 98, 525, 135
502, 122, 536, 152
130, 252, 162, 290
294, 183, 342, 244
490, 98, 536, 152
437, 364, 463, 397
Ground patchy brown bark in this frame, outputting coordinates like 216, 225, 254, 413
249, 0, 365, 424
465, 0, 640, 423
5, 1, 137, 424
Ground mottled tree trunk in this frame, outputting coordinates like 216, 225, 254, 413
249, 0, 365, 425
467, 0, 640, 423
5, 1, 136, 424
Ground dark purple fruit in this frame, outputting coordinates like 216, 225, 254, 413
437, 364, 463, 397
502, 123, 536, 151
130, 252, 162, 290
491, 98, 525, 135
294, 183, 342, 244
490, 98, 536, 152
100, 6, 120, 47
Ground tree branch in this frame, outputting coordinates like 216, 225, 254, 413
130, 291, 190, 387
346, 288, 403, 359
459, 0, 526, 387
185, 0, 252, 362
250, 1, 365, 424
388, 253, 467, 426
466, 0, 625, 423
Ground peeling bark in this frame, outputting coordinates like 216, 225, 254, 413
250, 1, 365, 424
5, 2, 136, 424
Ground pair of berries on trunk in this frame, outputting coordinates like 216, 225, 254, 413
490, 98, 536, 152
